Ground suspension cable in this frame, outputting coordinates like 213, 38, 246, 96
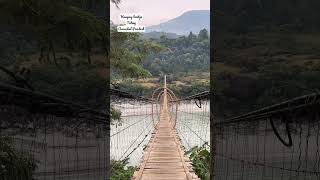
179, 120, 209, 146
110, 88, 155, 102
110, 115, 152, 137
117, 120, 153, 161
171, 91, 210, 102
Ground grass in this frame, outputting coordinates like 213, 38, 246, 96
139, 82, 157, 88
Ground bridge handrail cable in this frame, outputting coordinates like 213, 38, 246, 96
218, 92, 320, 125
0, 82, 107, 121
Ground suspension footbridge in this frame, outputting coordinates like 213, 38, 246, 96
130, 76, 200, 179
2, 66, 320, 180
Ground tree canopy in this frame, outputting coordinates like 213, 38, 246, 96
0, 0, 108, 64
110, 29, 164, 78
143, 29, 209, 76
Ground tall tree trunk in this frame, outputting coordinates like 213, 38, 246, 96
50, 41, 58, 66
39, 47, 44, 63
87, 38, 92, 64
87, 49, 92, 64
46, 49, 50, 63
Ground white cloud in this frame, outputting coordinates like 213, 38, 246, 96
110, 0, 209, 26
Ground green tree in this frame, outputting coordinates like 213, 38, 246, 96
110, 29, 163, 78
143, 32, 209, 76
198, 29, 209, 40
188, 31, 197, 40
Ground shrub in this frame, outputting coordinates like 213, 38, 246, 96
110, 158, 136, 180
186, 146, 210, 180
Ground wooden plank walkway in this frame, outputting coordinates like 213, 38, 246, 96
132, 80, 200, 180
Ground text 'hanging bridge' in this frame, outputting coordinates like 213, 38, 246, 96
110, 76, 210, 180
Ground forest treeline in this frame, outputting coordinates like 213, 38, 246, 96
0, 0, 163, 109
213, 0, 320, 118
143, 29, 209, 76
113, 29, 210, 98
0, 0, 109, 108
214, 0, 320, 34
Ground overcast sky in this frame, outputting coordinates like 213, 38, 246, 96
110, 0, 210, 26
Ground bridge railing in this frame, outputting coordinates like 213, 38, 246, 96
171, 91, 210, 150
110, 88, 160, 168
0, 83, 109, 179
110, 87, 211, 169
213, 93, 320, 180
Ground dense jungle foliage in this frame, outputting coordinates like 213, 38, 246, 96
143, 29, 210, 76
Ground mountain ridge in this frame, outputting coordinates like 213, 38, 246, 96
145, 10, 210, 35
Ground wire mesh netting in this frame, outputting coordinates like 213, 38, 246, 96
110, 98, 160, 166
109, 88, 210, 171
0, 87, 109, 180
175, 100, 210, 150
213, 105, 320, 180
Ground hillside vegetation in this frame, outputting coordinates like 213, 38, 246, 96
143, 29, 209, 76
213, 0, 320, 118
115, 29, 210, 97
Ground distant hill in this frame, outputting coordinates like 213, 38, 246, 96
145, 10, 209, 35
143, 31, 181, 39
